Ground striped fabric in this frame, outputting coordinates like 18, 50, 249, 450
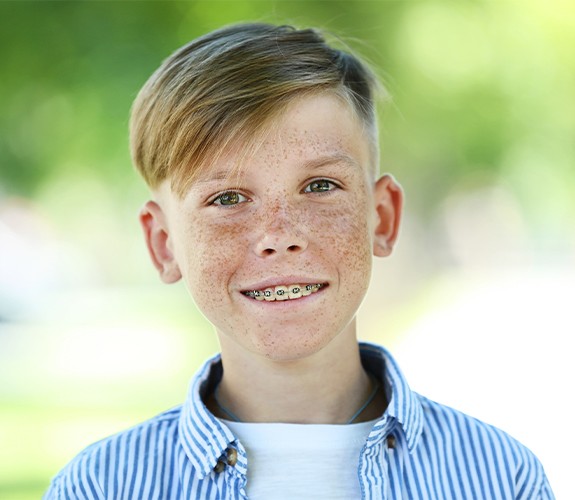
44, 343, 554, 499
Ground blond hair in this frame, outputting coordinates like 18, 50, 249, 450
130, 23, 383, 196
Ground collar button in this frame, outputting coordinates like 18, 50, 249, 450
386, 435, 396, 449
226, 447, 238, 466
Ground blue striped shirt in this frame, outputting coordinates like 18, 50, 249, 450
45, 343, 554, 499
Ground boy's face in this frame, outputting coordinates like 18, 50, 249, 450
141, 93, 402, 362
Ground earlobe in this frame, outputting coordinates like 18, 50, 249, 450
139, 201, 182, 284
373, 174, 403, 257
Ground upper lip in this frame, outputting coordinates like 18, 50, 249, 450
240, 276, 328, 292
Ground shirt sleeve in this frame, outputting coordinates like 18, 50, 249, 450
43, 458, 105, 500
43, 476, 61, 500
537, 474, 556, 500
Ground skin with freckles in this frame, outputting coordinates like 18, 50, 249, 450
140, 93, 403, 423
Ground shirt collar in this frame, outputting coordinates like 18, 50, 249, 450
178, 343, 424, 477
360, 342, 424, 452
178, 353, 236, 478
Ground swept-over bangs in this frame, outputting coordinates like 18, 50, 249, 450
130, 23, 384, 196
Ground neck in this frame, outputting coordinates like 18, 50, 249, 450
210, 328, 386, 424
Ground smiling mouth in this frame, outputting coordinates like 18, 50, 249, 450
242, 283, 325, 301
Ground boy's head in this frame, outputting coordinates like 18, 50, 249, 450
134, 23, 403, 361
130, 23, 383, 197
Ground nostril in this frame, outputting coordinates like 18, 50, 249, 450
254, 235, 307, 257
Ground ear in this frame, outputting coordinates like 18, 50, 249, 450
373, 174, 403, 257
139, 200, 182, 284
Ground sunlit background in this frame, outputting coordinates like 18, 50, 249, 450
1, 1, 573, 498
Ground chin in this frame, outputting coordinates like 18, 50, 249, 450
249, 329, 338, 363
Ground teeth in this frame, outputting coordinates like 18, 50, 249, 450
244, 283, 323, 301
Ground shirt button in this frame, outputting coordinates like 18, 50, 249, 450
386, 435, 396, 449
214, 460, 226, 473
226, 448, 238, 466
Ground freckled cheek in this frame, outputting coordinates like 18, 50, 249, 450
184, 218, 252, 288
314, 202, 373, 284
316, 200, 372, 249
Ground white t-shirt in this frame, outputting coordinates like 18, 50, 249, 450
224, 419, 378, 499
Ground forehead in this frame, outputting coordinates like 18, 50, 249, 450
193, 93, 372, 184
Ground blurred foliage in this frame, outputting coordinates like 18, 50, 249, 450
1, 1, 573, 211
0, 1, 574, 498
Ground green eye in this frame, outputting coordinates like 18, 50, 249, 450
305, 179, 336, 193
213, 191, 246, 206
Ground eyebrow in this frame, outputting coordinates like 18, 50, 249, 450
195, 170, 233, 184
302, 153, 362, 171
194, 152, 361, 186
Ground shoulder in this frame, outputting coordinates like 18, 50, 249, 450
418, 393, 529, 454
44, 406, 182, 500
415, 394, 553, 498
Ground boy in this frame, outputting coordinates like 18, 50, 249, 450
45, 23, 553, 499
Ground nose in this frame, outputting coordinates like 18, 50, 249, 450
253, 205, 308, 257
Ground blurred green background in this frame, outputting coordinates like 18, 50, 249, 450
0, 1, 573, 498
